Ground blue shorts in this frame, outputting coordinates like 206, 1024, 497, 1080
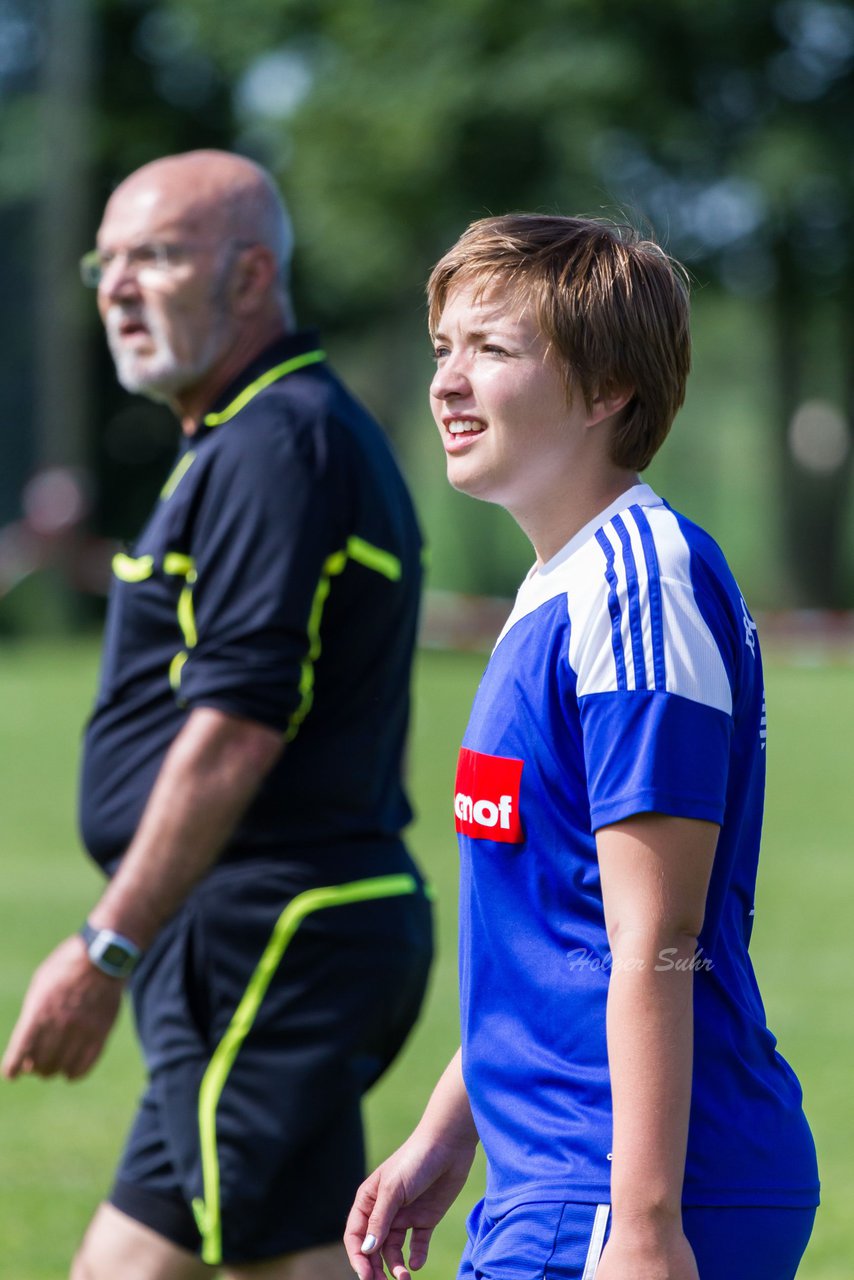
458, 1198, 817, 1280
109, 855, 432, 1266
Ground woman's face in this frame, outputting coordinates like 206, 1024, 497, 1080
429, 282, 586, 523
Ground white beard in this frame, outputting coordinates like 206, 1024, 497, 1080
105, 304, 227, 403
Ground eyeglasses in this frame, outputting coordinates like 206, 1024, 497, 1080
79, 240, 256, 288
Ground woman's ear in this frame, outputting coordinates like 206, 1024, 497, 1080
588, 385, 635, 427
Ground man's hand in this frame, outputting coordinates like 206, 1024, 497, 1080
1, 935, 123, 1081
2, 710, 282, 1087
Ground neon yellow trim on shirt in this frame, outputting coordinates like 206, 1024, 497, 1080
112, 553, 154, 582
160, 451, 197, 500
163, 554, 198, 693
177, 581, 198, 650
202, 349, 326, 428
192, 872, 420, 1265
346, 535, 402, 582
169, 650, 189, 691
163, 552, 195, 577
284, 537, 403, 744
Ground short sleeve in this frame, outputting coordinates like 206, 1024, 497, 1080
175, 420, 342, 731
580, 690, 732, 829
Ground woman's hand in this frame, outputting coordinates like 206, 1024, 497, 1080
345, 1048, 478, 1280
344, 1130, 477, 1280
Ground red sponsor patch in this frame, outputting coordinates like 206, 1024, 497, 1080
454, 747, 524, 843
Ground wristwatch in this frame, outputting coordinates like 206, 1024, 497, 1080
79, 922, 142, 980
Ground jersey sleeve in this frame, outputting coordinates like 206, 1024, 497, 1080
174, 419, 343, 732
573, 509, 736, 831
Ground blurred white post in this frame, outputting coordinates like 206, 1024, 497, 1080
34, 0, 94, 470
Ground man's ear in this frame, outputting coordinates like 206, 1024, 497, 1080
588, 385, 635, 427
229, 245, 280, 315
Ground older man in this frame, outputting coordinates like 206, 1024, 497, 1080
2, 151, 432, 1280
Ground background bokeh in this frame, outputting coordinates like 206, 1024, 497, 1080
0, 3, 852, 1278
1, 0, 854, 622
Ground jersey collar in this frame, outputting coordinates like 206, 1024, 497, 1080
533, 482, 664, 580
492, 484, 664, 652
194, 331, 326, 438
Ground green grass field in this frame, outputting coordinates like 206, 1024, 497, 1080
0, 639, 851, 1278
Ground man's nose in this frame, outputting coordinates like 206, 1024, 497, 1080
99, 254, 141, 300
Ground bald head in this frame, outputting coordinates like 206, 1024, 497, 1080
106, 150, 294, 291
95, 150, 296, 423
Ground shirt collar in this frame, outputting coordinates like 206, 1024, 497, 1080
534, 482, 663, 579
193, 330, 325, 440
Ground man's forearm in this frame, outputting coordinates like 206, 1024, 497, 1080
89, 706, 284, 948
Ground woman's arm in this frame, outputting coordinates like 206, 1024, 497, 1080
345, 1048, 478, 1280
595, 812, 718, 1280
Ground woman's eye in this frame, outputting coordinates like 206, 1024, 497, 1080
432, 346, 450, 361
483, 345, 508, 357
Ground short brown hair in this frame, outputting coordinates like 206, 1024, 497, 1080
427, 214, 691, 472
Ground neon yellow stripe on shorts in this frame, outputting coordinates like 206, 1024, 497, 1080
191, 871, 419, 1265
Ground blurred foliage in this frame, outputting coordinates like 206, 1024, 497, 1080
156, 0, 854, 311
1, 0, 852, 606
162, 0, 854, 601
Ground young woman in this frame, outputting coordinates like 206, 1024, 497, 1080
345, 216, 819, 1280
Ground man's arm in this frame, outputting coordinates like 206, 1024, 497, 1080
1, 706, 283, 1082
594, 812, 718, 1280
89, 706, 284, 945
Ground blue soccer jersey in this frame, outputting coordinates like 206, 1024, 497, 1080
454, 482, 819, 1215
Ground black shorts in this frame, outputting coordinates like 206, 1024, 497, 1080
109, 855, 433, 1266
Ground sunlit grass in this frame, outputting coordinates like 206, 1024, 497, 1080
0, 640, 849, 1277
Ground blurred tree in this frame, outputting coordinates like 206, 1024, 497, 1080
36, 0, 94, 476
163, 0, 854, 604
0, 0, 235, 544
87, 0, 236, 540
590, 1, 854, 605
0, 0, 44, 525
3, 0, 852, 603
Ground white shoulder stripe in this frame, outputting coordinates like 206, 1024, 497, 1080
570, 505, 732, 715
646, 506, 732, 715
489, 492, 733, 718
493, 484, 662, 651
568, 533, 624, 694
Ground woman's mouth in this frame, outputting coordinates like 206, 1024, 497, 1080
445, 416, 486, 436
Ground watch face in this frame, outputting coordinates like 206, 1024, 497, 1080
101, 942, 131, 969
86, 929, 139, 976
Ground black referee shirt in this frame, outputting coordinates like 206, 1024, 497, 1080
80, 331, 424, 873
